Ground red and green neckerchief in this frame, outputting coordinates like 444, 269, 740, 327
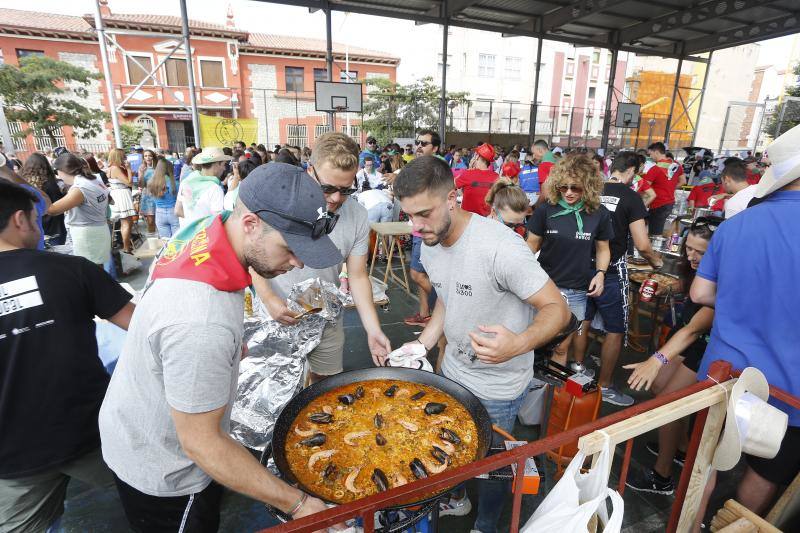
150, 212, 251, 292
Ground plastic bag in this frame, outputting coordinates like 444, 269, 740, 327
521, 433, 623, 532
517, 378, 548, 426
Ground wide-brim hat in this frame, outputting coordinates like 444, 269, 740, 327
755, 123, 800, 198
711, 367, 788, 471
193, 147, 233, 165
475, 143, 495, 162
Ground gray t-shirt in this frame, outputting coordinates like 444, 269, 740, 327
65, 175, 108, 227
421, 215, 550, 401
270, 196, 370, 299
98, 278, 243, 496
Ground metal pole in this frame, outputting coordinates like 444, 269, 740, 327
179, 0, 201, 147
690, 51, 712, 146
774, 98, 788, 137
663, 57, 683, 145
93, 0, 122, 148
439, 4, 449, 144
324, 3, 335, 132
262, 89, 270, 147
601, 48, 619, 152
529, 37, 543, 147
487, 101, 493, 136
567, 107, 575, 150
466, 100, 470, 131
719, 105, 732, 154
508, 102, 513, 134
752, 102, 767, 154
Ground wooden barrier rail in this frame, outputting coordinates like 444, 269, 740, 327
258, 361, 798, 533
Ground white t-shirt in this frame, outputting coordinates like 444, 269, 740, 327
357, 189, 391, 211
356, 169, 383, 190
724, 184, 758, 219
177, 177, 224, 228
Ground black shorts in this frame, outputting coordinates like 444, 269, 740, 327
113, 474, 223, 533
648, 203, 674, 236
746, 425, 800, 486
665, 327, 706, 372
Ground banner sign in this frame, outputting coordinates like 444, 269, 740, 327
199, 114, 258, 147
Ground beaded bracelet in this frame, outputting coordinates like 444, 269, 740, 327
652, 351, 669, 365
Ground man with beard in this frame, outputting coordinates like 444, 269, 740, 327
404, 129, 443, 326
99, 163, 341, 531
252, 133, 392, 381
394, 156, 570, 532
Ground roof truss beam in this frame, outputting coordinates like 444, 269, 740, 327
620, 0, 784, 45
542, 0, 629, 33
673, 13, 800, 55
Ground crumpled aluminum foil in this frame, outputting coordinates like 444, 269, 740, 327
230, 278, 344, 451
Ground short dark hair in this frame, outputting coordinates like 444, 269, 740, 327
722, 157, 747, 182
417, 129, 441, 149
648, 142, 666, 154
0, 181, 38, 233
366, 136, 377, 144
394, 155, 454, 200
363, 155, 374, 162
53, 153, 93, 179
610, 151, 639, 174
533, 139, 549, 150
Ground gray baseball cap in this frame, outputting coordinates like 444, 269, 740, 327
238, 162, 342, 269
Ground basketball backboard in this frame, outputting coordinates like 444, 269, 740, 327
315, 81, 363, 113
615, 103, 641, 128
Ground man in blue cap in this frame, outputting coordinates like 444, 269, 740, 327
99, 162, 341, 531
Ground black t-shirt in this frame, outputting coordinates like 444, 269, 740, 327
528, 202, 614, 289
0, 249, 132, 478
599, 182, 649, 263
42, 179, 66, 239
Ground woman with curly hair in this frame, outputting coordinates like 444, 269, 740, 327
527, 154, 613, 365
21, 153, 66, 244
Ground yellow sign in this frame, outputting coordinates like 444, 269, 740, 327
199, 114, 258, 147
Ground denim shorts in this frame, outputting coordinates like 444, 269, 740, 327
585, 272, 625, 333
559, 287, 588, 321
410, 235, 425, 273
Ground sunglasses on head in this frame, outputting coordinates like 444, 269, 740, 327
557, 184, 584, 193
414, 140, 432, 147
253, 208, 339, 239
691, 216, 722, 233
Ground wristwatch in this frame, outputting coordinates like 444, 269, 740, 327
595, 269, 606, 275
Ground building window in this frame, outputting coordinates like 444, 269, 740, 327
366, 72, 389, 80
340, 70, 358, 82
339, 124, 359, 138
504, 56, 521, 80
592, 49, 600, 63
164, 58, 189, 86
287, 124, 307, 146
588, 87, 596, 99
12, 122, 66, 151
437, 53, 452, 81
478, 54, 495, 78
285, 67, 304, 92
607, 51, 613, 64
559, 114, 569, 134
199, 59, 224, 87
314, 68, 328, 82
314, 123, 331, 139
126, 55, 154, 85
16, 49, 44, 60
7, 122, 28, 151
135, 115, 158, 147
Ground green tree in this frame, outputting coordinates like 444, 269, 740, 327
0, 55, 108, 145
360, 76, 469, 145
120, 123, 144, 148
763, 63, 800, 138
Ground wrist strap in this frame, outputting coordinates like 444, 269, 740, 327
288, 492, 308, 517
652, 351, 669, 365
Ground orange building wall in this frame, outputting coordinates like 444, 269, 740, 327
625, 71, 695, 148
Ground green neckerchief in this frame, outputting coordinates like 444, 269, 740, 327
182, 170, 221, 207
550, 198, 585, 234
542, 150, 557, 164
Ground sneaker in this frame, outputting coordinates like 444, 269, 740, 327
403, 312, 431, 327
625, 467, 674, 495
645, 442, 686, 467
439, 494, 472, 517
601, 386, 634, 407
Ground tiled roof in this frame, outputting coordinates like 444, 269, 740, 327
91, 13, 248, 40
0, 8, 92, 37
246, 33, 399, 63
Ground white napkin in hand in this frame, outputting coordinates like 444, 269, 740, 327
385, 342, 432, 372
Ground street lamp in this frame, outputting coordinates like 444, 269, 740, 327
647, 118, 657, 147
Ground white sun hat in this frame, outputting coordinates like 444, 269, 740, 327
755, 123, 800, 198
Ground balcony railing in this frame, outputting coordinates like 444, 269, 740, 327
114, 84, 239, 110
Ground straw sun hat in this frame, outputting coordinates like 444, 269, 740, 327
712, 367, 788, 471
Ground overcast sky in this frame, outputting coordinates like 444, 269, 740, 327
4, 0, 797, 74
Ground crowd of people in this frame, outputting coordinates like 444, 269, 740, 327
0, 120, 797, 533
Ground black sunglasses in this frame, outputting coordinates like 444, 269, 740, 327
320, 184, 357, 196
253, 208, 339, 239
414, 140, 432, 147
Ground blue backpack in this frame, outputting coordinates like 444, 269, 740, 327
519, 164, 540, 193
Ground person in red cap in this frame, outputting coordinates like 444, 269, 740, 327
455, 143, 499, 216
500, 161, 521, 184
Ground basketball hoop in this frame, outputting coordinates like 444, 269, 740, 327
333, 106, 347, 113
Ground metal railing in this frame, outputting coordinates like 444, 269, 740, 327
258, 361, 800, 533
